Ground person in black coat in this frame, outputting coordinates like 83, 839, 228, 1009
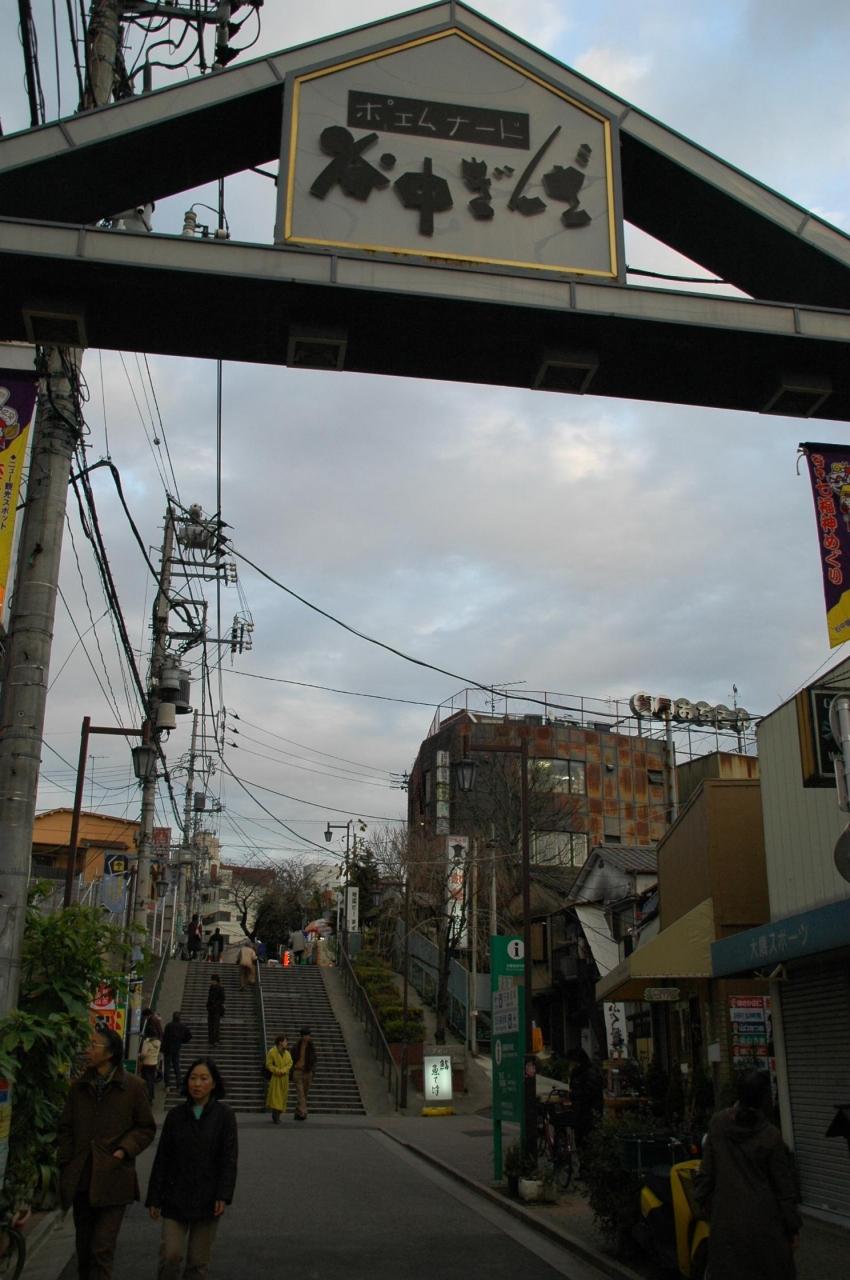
146, 1056, 237, 1279
161, 1012, 193, 1090
206, 975, 225, 1047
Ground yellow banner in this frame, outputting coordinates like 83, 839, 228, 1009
0, 375, 38, 614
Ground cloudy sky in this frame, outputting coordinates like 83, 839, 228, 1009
1, 0, 849, 871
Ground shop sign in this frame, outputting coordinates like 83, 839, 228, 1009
281, 29, 621, 280
630, 692, 752, 728
424, 1054, 453, 1102
644, 987, 681, 1002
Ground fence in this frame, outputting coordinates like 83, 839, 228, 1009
392, 923, 492, 1046
339, 946, 401, 1110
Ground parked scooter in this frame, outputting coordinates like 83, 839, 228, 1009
631, 1135, 709, 1277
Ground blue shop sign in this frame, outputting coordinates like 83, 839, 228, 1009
712, 898, 850, 977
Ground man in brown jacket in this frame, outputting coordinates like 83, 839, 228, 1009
58, 1026, 156, 1279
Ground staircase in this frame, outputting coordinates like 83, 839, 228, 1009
259, 965, 365, 1115
165, 962, 266, 1112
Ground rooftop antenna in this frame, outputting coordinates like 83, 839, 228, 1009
484, 680, 527, 715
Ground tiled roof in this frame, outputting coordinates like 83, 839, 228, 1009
590, 845, 657, 873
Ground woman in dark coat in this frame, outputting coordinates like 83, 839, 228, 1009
694, 1069, 801, 1280
146, 1056, 238, 1279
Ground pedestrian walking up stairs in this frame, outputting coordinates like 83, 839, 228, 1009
260, 964, 365, 1115
165, 962, 266, 1112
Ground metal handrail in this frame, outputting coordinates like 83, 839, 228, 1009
255, 955, 269, 1063
340, 948, 401, 1110
149, 945, 170, 1012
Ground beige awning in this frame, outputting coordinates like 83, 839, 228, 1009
595, 898, 716, 1002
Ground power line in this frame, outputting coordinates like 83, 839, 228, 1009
227, 713, 396, 776
227, 669, 440, 708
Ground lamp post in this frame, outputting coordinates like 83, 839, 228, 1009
64, 719, 144, 908
453, 734, 537, 1163
325, 820, 353, 954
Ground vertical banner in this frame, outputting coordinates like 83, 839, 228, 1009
0, 372, 37, 615
802, 443, 850, 647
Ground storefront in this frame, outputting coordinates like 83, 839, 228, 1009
712, 900, 850, 1225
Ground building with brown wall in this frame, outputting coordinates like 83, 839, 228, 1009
598, 753, 770, 1092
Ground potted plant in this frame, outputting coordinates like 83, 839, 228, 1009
518, 1151, 543, 1203
503, 1142, 521, 1196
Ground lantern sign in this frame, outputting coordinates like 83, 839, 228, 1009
424, 1054, 453, 1102
281, 28, 622, 281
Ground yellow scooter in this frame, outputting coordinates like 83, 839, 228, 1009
637, 1156, 709, 1278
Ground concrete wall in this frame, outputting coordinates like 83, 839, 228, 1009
759, 695, 850, 918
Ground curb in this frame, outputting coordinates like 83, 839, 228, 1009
378, 1128, 644, 1280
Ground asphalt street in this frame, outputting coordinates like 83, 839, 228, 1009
42, 1117, 614, 1280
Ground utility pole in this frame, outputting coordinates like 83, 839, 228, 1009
0, 0, 123, 1019
133, 505, 175, 936
179, 710, 200, 931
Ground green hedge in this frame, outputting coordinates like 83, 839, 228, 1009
354, 951, 425, 1044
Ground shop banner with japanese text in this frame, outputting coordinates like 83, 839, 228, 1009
0, 372, 37, 615
802, 443, 850, 647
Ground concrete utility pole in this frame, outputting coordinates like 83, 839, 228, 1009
133, 505, 175, 935
0, 353, 80, 1014
0, 0, 123, 1019
179, 709, 200, 929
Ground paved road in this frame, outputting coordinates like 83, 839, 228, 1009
41, 1117, 614, 1280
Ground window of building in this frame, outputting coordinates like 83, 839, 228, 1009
531, 831, 589, 868
531, 758, 586, 795
423, 770, 432, 803
647, 769, 664, 786
604, 815, 621, 841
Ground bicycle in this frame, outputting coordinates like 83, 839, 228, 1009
536, 1087, 576, 1191
0, 1211, 27, 1279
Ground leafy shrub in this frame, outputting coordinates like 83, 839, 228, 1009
0, 886, 131, 1210
382, 1018, 426, 1044
581, 1114, 661, 1246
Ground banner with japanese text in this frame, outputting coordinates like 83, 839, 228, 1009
0, 372, 37, 615
802, 443, 850, 647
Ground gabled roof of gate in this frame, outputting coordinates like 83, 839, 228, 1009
0, 0, 847, 309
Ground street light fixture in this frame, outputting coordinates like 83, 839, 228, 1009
131, 742, 157, 783
325, 819, 356, 954
454, 735, 537, 1163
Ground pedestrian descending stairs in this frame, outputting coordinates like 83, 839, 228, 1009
259, 965, 365, 1115
165, 962, 266, 1112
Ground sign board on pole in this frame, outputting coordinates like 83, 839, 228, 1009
345, 885, 360, 935
490, 935, 524, 1123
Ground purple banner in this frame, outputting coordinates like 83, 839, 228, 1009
802, 442, 850, 648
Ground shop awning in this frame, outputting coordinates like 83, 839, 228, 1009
711, 897, 850, 977
596, 898, 716, 1002
574, 905, 619, 976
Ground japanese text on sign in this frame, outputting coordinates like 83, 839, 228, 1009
348, 90, 530, 149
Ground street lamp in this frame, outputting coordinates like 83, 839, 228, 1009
131, 742, 157, 783
325, 820, 354, 954
454, 736, 537, 1163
